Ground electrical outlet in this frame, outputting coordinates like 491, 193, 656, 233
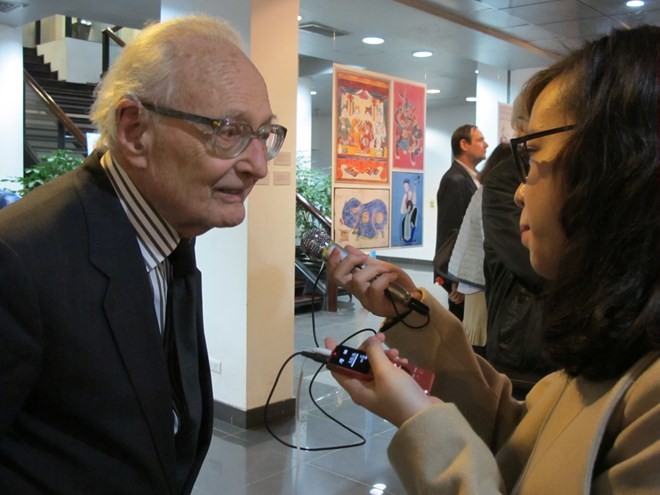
209, 359, 222, 374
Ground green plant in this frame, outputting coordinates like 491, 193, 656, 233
296, 164, 331, 237
13, 150, 84, 196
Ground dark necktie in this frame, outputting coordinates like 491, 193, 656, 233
164, 239, 202, 491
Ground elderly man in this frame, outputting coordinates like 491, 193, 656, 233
0, 15, 285, 494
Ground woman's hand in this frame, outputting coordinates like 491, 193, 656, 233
448, 282, 465, 304
325, 245, 421, 318
324, 335, 440, 428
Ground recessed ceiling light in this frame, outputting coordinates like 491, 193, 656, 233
466, 96, 477, 102
297, 15, 302, 21
626, 0, 644, 7
362, 36, 384, 45
412, 50, 433, 58
426, 89, 441, 94
310, 90, 317, 96
474, 69, 479, 74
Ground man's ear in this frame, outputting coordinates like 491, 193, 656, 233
459, 138, 470, 153
115, 98, 148, 168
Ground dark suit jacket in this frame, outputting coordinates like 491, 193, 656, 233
434, 160, 478, 279
0, 153, 213, 494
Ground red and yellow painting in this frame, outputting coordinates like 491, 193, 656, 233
393, 81, 425, 170
335, 70, 389, 184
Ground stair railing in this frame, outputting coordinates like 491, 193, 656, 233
295, 192, 339, 311
102, 26, 125, 75
24, 69, 86, 149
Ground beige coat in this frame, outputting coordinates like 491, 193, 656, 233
383, 289, 660, 494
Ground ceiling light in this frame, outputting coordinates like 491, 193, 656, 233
297, 15, 302, 21
626, 1, 644, 7
466, 96, 477, 102
310, 90, 317, 96
412, 50, 433, 58
474, 69, 479, 74
362, 36, 384, 45
427, 89, 441, 94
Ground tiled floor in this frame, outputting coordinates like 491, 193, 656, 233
193, 260, 443, 495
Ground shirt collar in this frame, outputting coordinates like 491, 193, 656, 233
100, 151, 179, 270
455, 158, 480, 186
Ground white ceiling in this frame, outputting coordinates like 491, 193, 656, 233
2, 0, 659, 113
298, 0, 660, 113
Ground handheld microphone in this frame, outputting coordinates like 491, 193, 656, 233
300, 229, 429, 316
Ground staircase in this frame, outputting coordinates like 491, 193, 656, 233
23, 46, 96, 163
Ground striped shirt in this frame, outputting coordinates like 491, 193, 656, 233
100, 152, 180, 334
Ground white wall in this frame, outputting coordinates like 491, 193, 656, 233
297, 77, 312, 162
311, 111, 331, 173
38, 37, 121, 84
475, 62, 509, 153
0, 26, 24, 191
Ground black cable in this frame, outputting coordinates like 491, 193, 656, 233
266, 253, 430, 451
382, 288, 431, 332
263, 350, 368, 451
310, 262, 325, 347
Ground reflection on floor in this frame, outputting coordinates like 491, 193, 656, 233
193, 260, 439, 495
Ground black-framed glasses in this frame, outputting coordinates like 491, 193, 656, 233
510, 125, 575, 183
140, 101, 287, 161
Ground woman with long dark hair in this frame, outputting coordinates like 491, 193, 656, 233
324, 25, 659, 493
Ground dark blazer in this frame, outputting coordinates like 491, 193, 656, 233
434, 160, 478, 279
0, 153, 213, 494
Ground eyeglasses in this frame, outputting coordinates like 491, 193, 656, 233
510, 125, 575, 183
140, 101, 287, 161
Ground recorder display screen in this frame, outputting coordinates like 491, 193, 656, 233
330, 345, 371, 374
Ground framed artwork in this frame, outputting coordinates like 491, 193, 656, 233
498, 102, 514, 143
334, 69, 390, 184
391, 172, 423, 247
330, 65, 426, 252
392, 81, 425, 170
333, 187, 390, 250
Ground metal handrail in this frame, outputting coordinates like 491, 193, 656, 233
102, 27, 125, 47
101, 26, 126, 74
295, 192, 331, 232
24, 69, 86, 148
295, 191, 338, 311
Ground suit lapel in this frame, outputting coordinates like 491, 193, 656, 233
74, 155, 177, 489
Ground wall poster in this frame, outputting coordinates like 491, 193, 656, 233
335, 71, 389, 184
391, 172, 423, 247
498, 102, 514, 144
332, 65, 426, 250
333, 187, 390, 250
393, 81, 425, 170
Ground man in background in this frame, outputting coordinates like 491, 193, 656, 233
434, 124, 488, 319
0, 15, 286, 494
